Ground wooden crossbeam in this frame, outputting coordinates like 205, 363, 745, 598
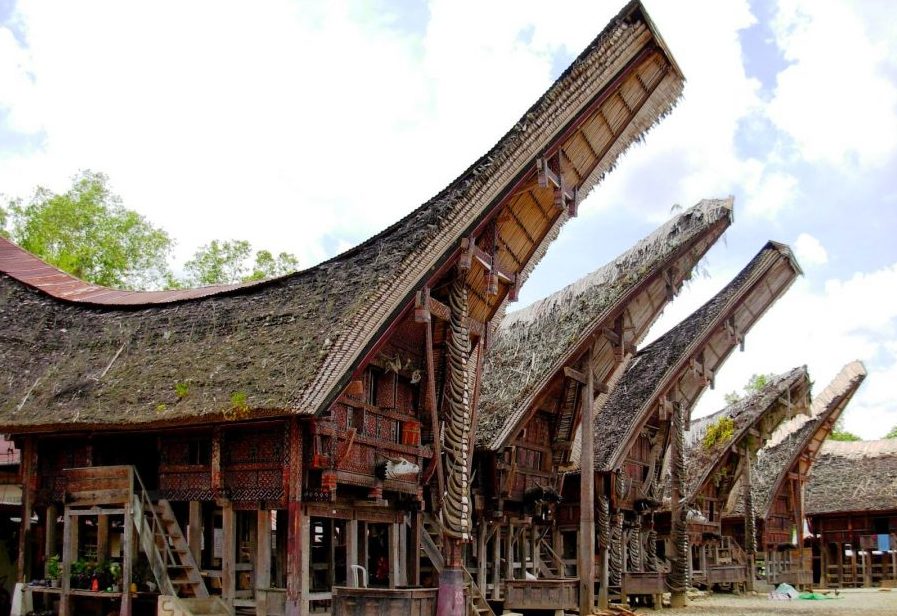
562, 367, 609, 394
426, 295, 485, 338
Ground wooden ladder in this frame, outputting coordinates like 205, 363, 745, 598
132, 471, 208, 599
420, 513, 495, 616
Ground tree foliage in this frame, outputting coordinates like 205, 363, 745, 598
829, 417, 862, 442
4, 171, 174, 290
723, 372, 776, 405
183, 240, 299, 286
3, 171, 300, 290
884, 425, 897, 439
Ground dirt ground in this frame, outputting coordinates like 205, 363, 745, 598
653, 588, 897, 615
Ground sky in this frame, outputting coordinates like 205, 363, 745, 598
1, 0, 896, 438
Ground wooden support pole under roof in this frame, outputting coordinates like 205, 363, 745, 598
188, 501, 202, 565
16, 436, 34, 583
257, 509, 272, 616
579, 346, 596, 615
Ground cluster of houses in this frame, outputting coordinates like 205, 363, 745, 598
0, 2, 894, 616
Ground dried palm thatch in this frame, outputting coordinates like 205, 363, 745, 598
0, 1, 685, 432
728, 360, 866, 519
587, 241, 802, 473
684, 366, 811, 503
806, 439, 897, 515
477, 198, 733, 450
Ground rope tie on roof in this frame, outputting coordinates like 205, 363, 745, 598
443, 274, 472, 542
668, 400, 690, 592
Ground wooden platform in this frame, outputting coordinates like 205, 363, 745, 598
331, 586, 437, 616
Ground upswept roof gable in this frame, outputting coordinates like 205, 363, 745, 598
592, 241, 802, 473
477, 198, 733, 450
683, 365, 811, 502
743, 360, 867, 519
1, 1, 685, 431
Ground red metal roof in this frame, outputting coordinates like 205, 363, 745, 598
0, 235, 265, 305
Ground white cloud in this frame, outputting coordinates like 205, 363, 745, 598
768, 0, 897, 168
743, 166, 799, 219
686, 262, 897, 440
793, 232, 828, 266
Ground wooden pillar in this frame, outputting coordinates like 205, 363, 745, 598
669, 402, 688, 608
579, 348, 596, 615
388, 522, 401, 588
16, 436, 35, 582
346, 519, 359, 586
189, 501, 203, 565
222, 502, 236, 606
44, 504, 58, 577
477, 525, 488, 592
505, 521, 515, 580
408, 513, 420, 587
598, 476, 609, 610
491, 525, 501, 601
285, 417, 307, 616
532, 525, 541, 576
120, 503, 134, 616
522, 526, 530, 577
59, 510, 73, 616
97, 514, 109, 563
257, 510, 272, 616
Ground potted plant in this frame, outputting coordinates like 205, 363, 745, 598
46, 554, 61, 588
108, 562, 122, 592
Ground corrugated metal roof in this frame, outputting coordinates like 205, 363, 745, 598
0, 236, 267, 305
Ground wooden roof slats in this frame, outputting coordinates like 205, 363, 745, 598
587, 241, 802, 475
477, 198, 733, 452
743, 360, 867, 520
1, 1, 686, 431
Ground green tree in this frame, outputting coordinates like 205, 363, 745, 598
4, 170, 174, 289
829, 417, 862, 442
723, 372, 776, 405
184, 240, 299, 286
884, 425, 897, 439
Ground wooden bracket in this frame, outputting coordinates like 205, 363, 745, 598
536, 152, 576, 213
459, 237, 475, 272
427, 295, 485, 337
414, 287, 431, 323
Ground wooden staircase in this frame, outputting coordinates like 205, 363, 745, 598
158, 595, 231, 616
420, 513, 495, 616
132, 471, 208, 599
536, 530, 565, 578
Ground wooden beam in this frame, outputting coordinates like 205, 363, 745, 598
188, 501, 203, 566
579, 345, 596, 615
211, 427, 222, 493
257, 510, 272, 616
565, 366, 609, 394
222, 501, 235, 607
121, 501, 133, 616
427, 296, 485, 338
286, 417, 306, 616
16, 436, 34, 583
423, 319, 444, 504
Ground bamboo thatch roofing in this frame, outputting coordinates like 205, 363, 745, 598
806, 439, 897, 516
733, 361, 867, 519
476, 198, 733, 450
587, 241, 802, 473
0, 1, 684, 433
683, 365, 811, 503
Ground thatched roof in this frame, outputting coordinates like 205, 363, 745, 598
739, 361, 867, 519
683, 366, 811, 502
590, 241, 802, 472
476, 198, 733, 450
0, 1, 685, 433
806, 439, 897, 516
